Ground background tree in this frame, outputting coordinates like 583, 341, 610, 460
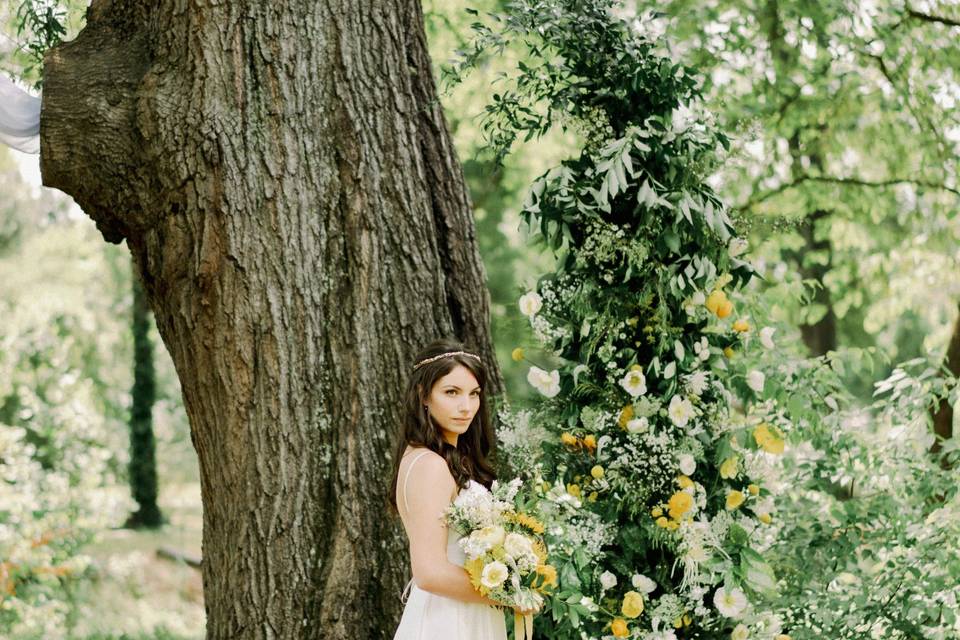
35, 0, 502, 638
125, 259, 163, 529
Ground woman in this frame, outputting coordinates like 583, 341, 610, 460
388, 338, 510, 639
0, 74, 40, 154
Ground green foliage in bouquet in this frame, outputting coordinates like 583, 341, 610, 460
450, 1, 793, 638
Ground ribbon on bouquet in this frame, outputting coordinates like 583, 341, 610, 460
514, 612, 534, 639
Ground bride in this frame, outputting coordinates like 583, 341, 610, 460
0, 74, 40, 154
389, 339, 530, 639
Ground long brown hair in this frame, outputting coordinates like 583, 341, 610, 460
387, 338, 497, 514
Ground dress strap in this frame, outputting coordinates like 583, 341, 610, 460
401, 449, 433, 515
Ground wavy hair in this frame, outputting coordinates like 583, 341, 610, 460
387, 338, 497, 514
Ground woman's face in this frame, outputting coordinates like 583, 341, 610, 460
425, 364, 481, 445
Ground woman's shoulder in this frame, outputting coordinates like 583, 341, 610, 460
401, 447, 452, 480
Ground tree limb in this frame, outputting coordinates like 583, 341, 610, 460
907, 7, 960, 28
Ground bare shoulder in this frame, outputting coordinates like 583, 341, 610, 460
403, 449, 454, 486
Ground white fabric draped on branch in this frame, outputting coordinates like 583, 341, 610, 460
0, 74, 41, 154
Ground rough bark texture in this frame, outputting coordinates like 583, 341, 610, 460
40, 1, 502, 638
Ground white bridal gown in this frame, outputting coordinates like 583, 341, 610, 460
0, 74, 41, 154
394, 450, 508, 640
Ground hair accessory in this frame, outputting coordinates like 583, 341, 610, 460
413, 350, 481, 371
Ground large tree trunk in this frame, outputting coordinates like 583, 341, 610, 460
39, 1, 502, 638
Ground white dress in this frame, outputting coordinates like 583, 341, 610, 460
0, 74, 41, 154
393, 450, 508, 640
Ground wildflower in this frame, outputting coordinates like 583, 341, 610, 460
678, 453, 696, 476
731, 623, 749, 640
668, 395, 695, 428
582, 434, 597, 450
631, 573, 656, 594
618, 404, 635, 428
705, 290, 727, 315
748, 484, 760, 496
621, 590, 644, 618
600, 571, 618, 590
533, 564, 557, 591
758, 512, 773, 524
753, 423, 784, 454
713, 586, 748, 618
620, 365, 648, 397
656, 516, 670, 528
746, 370, 765, 394
651, 506, 663, 517
668, 491, 694, 520
720, 456, 739, 480
723, 346, 735, 358
591, 465, 605, 480
685, 370, 709, 396
518, 291, 542, 317
732, 319, 750, 333
480, 561, 509, 590
726, 490, 745, 510
567, 484, 581, 498
693, 337, 711, 361
759, 326, 776, 349
611, 618, 630, 638
626, 417, 649, 434
561, 432, 578, 447
511, 347, 525, 361
677, 475, 694, 489
527, 366, 560, 397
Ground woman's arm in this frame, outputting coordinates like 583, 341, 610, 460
403, 453, 501, 606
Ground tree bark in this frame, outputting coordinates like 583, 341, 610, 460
930, 303, 960, 465
40, 1, 502, 638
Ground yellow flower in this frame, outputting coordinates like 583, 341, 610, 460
748, 484, 760, 496
705, 290, 728, 315
464, 557, 486, 593
683, 614, 692, 626
510, 512, 545, 535
723, 346, 736, 358
583, 434, 597, 450
567, 484, 581, 498
758, 512, 773, 524
588, 491, 598, 502
618, 404, 634, 429
726, 490, 746, 510
732, 319, 750, 332
673, 617, 683, 628
656, 516, 670, 528
651, 506, 663, 518
775, 635, 792, 640
511, 347, 525, 362
677, 475, 694, 489
533, 564, 557, 592
753, 423, 785, 454
668, 491, 694, 520
611, 618, 630, 638
717, 299, 734, 318
591, 465, 605, 480
621, 591, 644, 618
561, 432, 578, 447
720, 456, 739, 479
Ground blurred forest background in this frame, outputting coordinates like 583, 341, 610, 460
1, 0, 959, 638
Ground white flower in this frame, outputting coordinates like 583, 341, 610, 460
731, 623, 749, 640
480, 561, 510, 590
503, 532, 533, 559
631, 573, 657, 594
527, 366, 560, 398
677, 454, 696, 476
600, 570, 618, 591
746, 370, 765, 394
683, 292, 705, 316
472, 525, 506, 549
728, 237, 749, 257
663, 361, 677, 379
518, 291, 543, 317
620, 367, 648, 397
713, 587, 748, 618
668, 395, 695, 428
693, 336, 710, 361
685, 370, 709, 397
759, 326, 776, 350
626, 417, 649, 434
579, 595, 598, 612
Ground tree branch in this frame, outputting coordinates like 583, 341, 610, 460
907, 7, 960, 28
735, 175, 960, 213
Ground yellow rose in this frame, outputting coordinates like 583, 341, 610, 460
720, 456, 739, 479
668, 491, 694, 520
591, 465, 605, 479
726, 490, 746, 510
621, 591, 644, 618
611, 618, 630, 638
748, 484, 760, 496
732, 319, 750, 332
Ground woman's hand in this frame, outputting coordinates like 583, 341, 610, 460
512, 603, 542, 616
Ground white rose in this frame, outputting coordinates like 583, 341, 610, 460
677, 454, 696, 476
502, 532, 532, 559
518, 291, 543, 317
619, 368, 647, 397
527, 366, 560, 398
626, 417, 649, 434
472, 525, 506, 550
599, 570, 618, 591
746, 370, 765, 394
713, 587, 748, 619
759, 326, 776, 350
631, 573, 657, 594
480, 561, 510, 590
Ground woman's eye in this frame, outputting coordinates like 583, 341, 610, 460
446, 390, 457, 395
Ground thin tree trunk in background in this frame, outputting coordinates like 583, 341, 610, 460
126, 257, 163, 529
930, 303, 960, 466
796, 208, 837, 356
39, 1, 502, 637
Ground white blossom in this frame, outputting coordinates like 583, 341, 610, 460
759, 326, 776, 350
713, 587, 749, 618
620, 367, 648, 397
518, 291, 543, 317
632, 573, 657, 594
668, 395, 696, 428
746, 370, 765, 394
527, 366, 561, 398
600, 570, 618, 591
678, 454, 696, 476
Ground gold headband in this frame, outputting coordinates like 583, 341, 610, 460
413, 350, 481, 371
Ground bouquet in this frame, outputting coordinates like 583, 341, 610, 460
446, 478, 556, 639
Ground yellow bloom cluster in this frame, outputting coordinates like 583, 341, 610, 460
705, 289, 733, 318
507, 511, 546, 535
560, 432, 597, 453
